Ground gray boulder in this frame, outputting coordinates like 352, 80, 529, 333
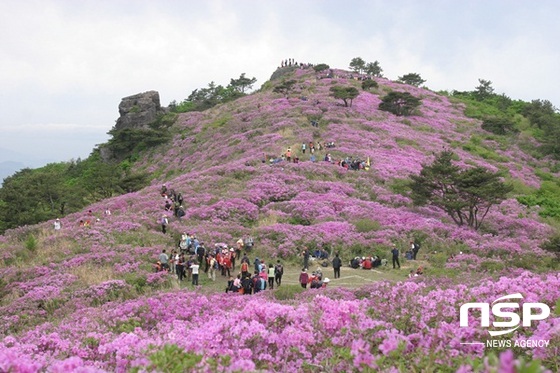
114, 91, 163, 131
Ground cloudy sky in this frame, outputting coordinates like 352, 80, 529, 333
1, 0, 558, 170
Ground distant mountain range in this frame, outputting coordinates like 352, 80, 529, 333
0, 147, 51, 182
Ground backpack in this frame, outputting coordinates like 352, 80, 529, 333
213, 259, 219, 270
241, 262, 248, 272
275, 264, 283, 275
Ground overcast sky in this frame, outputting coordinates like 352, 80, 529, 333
1, 0, 558, 169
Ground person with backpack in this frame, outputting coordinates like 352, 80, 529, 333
160, 215, 169, 234
411, 241, 420, 260
242, 274, 253, 295
332, 253, 342, 279
240, 260, 249, 278
274, 260, 284, 286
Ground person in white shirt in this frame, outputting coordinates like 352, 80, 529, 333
190, 260, 200, 285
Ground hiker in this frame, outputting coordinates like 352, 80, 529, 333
274, 260, 284, 286
253, 271, 266, 293
159, 249, 169, 272
190, 260, 200, 286
302, 248, 310, 271
241, 259, 250, 278
391, 244, 401, 269
301, 143, 306, 154
208, 255, 217, 281
267, 263, 275, 290
160, 215, 169, 234
285, 148, 292, 162
176, 254, 185, 281
225, 276, 235, 293
332, 253, 342, 279
299, 269, 309, 289
411, 241, 420, 260
242, 274, 253, 295
54, 218, 62, 231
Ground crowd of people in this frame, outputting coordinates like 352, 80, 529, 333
154, 242, 286, 295
279, 58, 314, 69
266, 142, 372, 173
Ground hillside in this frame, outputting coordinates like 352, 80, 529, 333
0, 65, 558, 372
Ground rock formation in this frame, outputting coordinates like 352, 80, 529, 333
114, 91, 164, 131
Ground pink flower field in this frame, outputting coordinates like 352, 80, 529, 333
0, 65, 558, 372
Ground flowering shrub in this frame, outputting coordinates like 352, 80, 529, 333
0, 65, 558, 372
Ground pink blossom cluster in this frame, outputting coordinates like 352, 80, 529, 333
0, 271, 557, 372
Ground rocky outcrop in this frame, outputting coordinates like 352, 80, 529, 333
114, 91, 164, 131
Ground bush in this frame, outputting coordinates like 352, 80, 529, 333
540, 234, 560, 257
481, 116, 518, 135
24, 235, 38, 252
361, 80, 378, 91
141, 344, 204, 373
313, 64, 330, 72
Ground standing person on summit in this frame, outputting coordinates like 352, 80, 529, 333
332, 253, 342, 279
391, 244, 401, 269
301, 143, 306, 154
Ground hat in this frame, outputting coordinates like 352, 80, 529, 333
230, 248, 234, 252
323, 278, 330, 283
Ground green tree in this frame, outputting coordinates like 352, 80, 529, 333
330, 86, 359, 107
410, 151, 512, 230
349, 57, 366, 74
361, 79, 379, 91
481, 116, 518, 135
379, 91, 421, 116
522, 99, 557, 129
0, 164, 83, 232
313, 63, 330, 72
397, 73, 426, 87
540, 115, 560, 159
229, 73, 257, 94
365, 61, 383, 77
474, 79, 494, 101
273, 80, 297, 98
